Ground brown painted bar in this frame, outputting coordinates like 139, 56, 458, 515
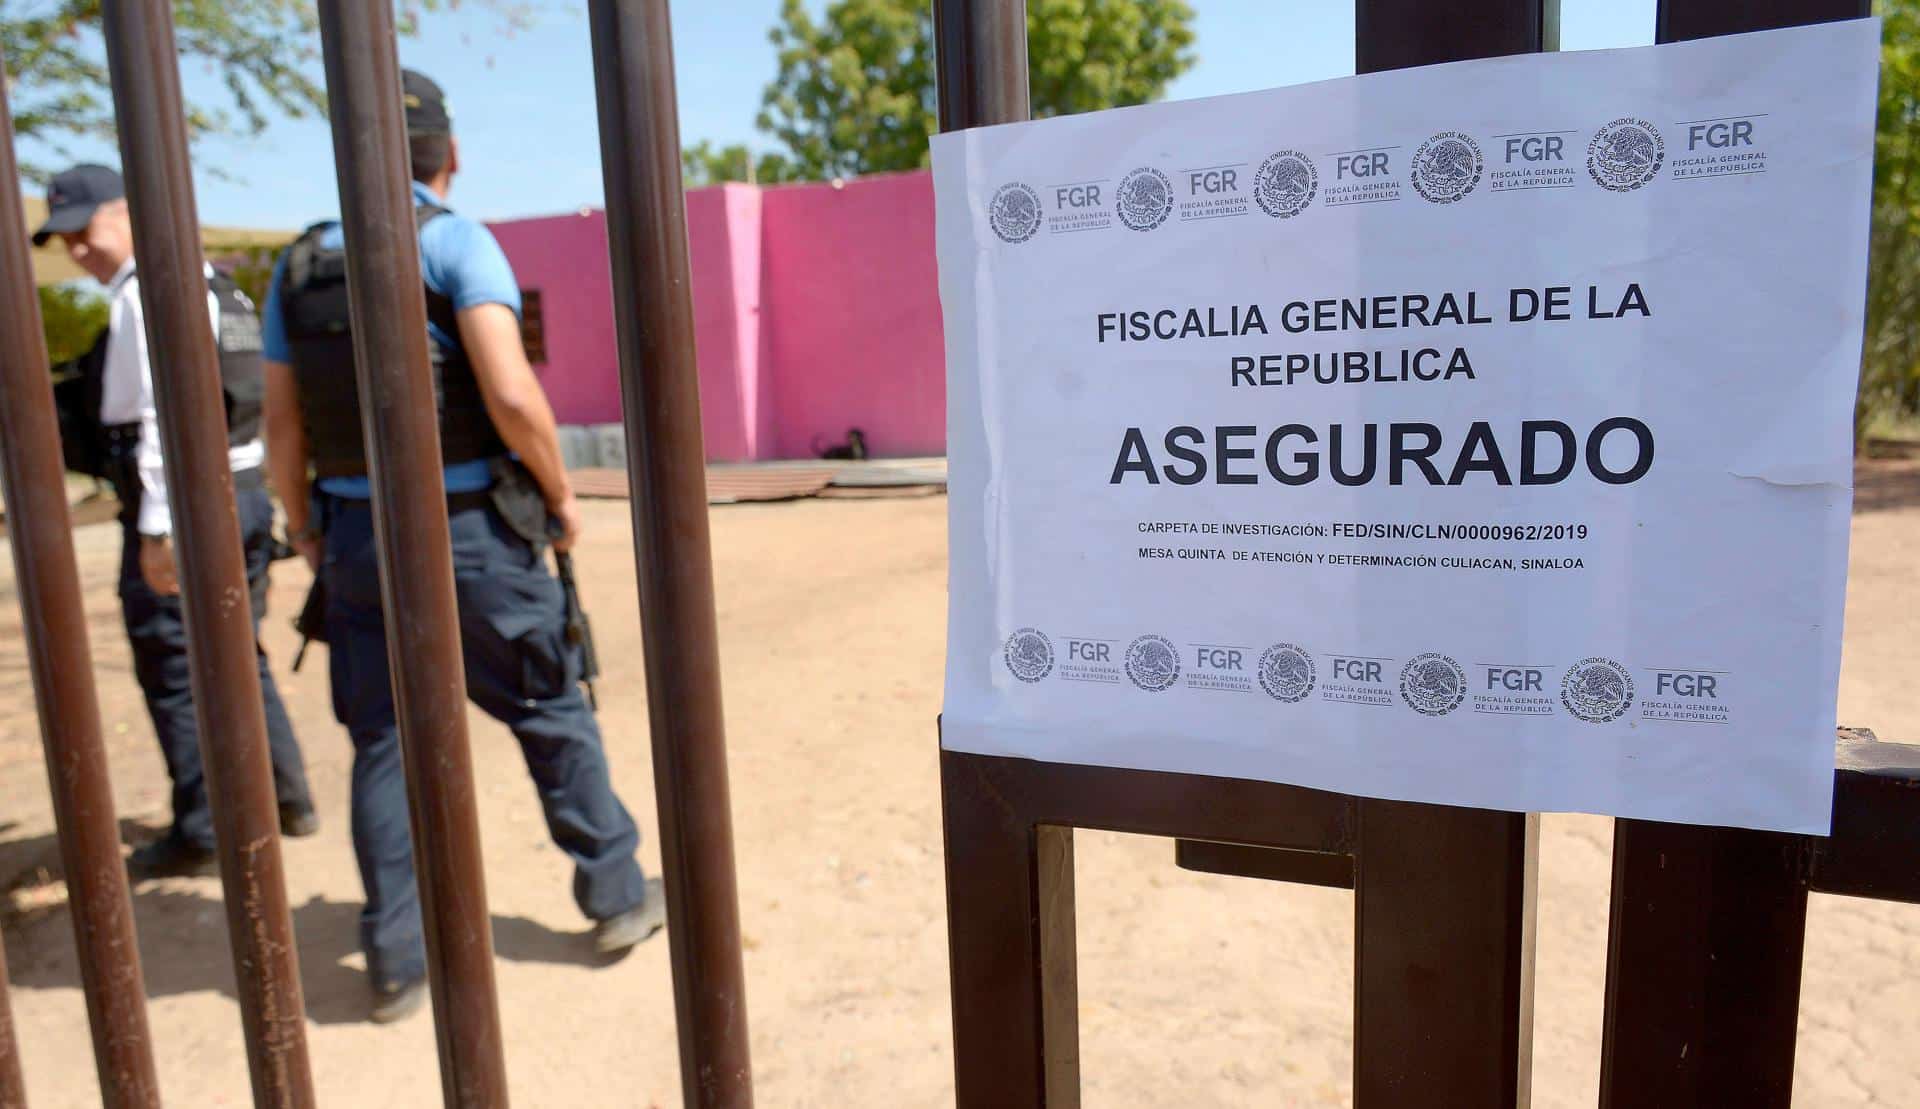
312, 2, 510, 1102
939, 754, 1078, 1107
0, 43, 161, 1109
584, 2, 753, 1104
1347, 6, 1547, 1105
0, 935, 24, 1107
1174, 841, 1354, 889
1355, 802, 1539, 1106
97, 2, 315, 1104
1599, 725, 1907, 1109
1807, 730, 1920, 903
1597, 7, 1875, 1108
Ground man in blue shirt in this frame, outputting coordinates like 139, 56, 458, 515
261, 70, 662, 1024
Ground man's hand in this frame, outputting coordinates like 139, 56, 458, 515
139, 535, 179, 596
549, 493, 582, 553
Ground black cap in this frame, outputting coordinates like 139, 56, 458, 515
33, 164, 124, 246
402, 69, 452, 135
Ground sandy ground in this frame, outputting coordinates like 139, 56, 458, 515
0, 460, 1916, 1107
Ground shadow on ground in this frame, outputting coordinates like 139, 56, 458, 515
2, 824, 627, 1026
1856, 455, 1920, 514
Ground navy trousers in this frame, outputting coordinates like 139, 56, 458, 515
320, 495, 648, 990
116, 477, 313, 850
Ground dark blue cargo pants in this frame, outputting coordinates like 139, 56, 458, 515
319, 494, 648, 990
115, 470, 313, 850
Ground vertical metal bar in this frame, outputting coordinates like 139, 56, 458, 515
1347, 7, 1547, 1106
1353, 801, 1538, 1107
939, 752, 1080, 1108
0, 44, 161, 1109
1598, 18, 1867, 1107
934, 0, 1032, 130
312, 2, 509, 1103
1355, 0, 1555, 71
1656, 0, 1866, 42
1598, 821, 1807, 1107
585, 5, 753, 1104
97, 4, 315, 1104
929, 5, 1046, 1102
0, 934, 25, 1107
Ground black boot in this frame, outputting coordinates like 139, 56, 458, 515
125, 834, 217, 881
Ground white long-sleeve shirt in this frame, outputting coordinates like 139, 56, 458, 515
100, 259, 266, 537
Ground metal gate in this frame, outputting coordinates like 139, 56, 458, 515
0, 1, 749, 1105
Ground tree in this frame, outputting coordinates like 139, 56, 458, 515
38, 282, 106, 367
1862, 1, 1920, 442
2, 1, 533, 180
681, 139, 799, 188
726, 0, 1195, 182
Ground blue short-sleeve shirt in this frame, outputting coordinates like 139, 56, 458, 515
263, 181, 520, 496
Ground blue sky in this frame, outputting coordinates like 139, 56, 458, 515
22, 0, 1657, 228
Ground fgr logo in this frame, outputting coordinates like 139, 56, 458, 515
1654, 670, 1718, 699
1410, 132, 1484, 204
1560, 657, 1635, 723
1253, 151, 1318, 219
1587, 118, 1665, 192
1115, 167, 1173, 231
1399, 653, 1467, 716
1257, 643, 1316, 702
1124, 633, 1181, 691
1503, 133, 1566, 164
988, 182, 1042, 243
1687, 117, 1756, 151
1002, 628, 1054, 683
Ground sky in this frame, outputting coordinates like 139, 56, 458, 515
19, 0, 1659, 229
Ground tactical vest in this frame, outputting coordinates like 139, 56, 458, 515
278, 205, 504, 479
52, 269, 263, 477
210, 270, 265, 447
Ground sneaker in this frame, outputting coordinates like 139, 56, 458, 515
125, 835, 217, 881
592, 878, 667, 955
279, 802, 320, 839
370, 976, 429, 1024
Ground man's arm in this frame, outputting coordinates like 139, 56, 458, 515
110, 280, 182, 594
258, 253, 319, 569
263, 358, 317, 569
458, 302, 580, 551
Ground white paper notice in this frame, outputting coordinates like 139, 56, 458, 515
933, 21, 1881, 834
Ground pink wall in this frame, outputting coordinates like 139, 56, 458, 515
487, 170, 945, 462
758, 173, 945, 459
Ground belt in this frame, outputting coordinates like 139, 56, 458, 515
102, 422, 140, 453
322, 487, 493, 513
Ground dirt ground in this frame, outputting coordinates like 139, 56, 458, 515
1, 460, 1917, 1107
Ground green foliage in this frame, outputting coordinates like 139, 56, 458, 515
681, 139, 801, 187
2, 1, 536, 181
690, 0, 1195, 184
37, 281, 106, 367
1864, 1, 1920, 440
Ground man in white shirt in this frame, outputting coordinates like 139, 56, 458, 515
35, 164, 317, 878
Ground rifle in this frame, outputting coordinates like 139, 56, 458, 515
554, 549, 599, 711
291, 574, 327, 672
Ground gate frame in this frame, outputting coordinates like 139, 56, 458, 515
934, 1, 1880, 1106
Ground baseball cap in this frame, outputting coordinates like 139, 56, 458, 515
32, 164, 124, 245
402, 69, 452, 135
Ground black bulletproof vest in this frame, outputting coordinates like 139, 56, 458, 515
278, 205, 504, 479
210, 270, 265, 447
51, 269, 262, 477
